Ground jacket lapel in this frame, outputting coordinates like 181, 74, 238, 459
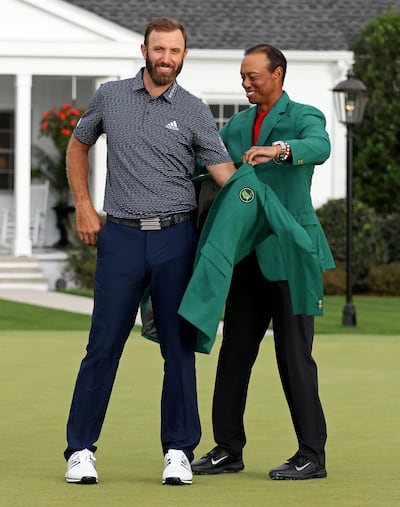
256, 91, 290, 145
240, 106, 257, 149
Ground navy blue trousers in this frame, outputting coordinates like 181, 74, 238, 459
64, 219, 201, 462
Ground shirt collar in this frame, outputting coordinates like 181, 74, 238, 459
132, 67, 179, 103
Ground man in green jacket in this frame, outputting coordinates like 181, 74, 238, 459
191, 44, 335, 480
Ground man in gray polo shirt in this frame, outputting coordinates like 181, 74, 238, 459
64, 17, 235, 486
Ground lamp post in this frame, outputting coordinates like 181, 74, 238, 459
332, 70, 367, 326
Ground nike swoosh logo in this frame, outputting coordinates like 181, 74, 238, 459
211, 455, 229, 466
295, 462, 311, 472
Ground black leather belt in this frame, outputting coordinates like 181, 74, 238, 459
107, 211, 195, 231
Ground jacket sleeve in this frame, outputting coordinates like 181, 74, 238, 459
288, 105, 331, 167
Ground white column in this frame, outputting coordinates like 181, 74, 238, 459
14, 74, 32, 256
92, 134, 107, 212
91, 77, 117, 212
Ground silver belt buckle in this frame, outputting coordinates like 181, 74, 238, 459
139, 218, 162, 230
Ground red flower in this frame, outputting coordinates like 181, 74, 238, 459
40, 103, 86, 154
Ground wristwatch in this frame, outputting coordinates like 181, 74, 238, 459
272, 140, 291, 163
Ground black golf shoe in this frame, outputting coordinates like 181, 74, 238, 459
191, 446, 244, 475
269, 454, 327, 480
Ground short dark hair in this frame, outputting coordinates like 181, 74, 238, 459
244, 44, 287, 82
144, 17, 187, 49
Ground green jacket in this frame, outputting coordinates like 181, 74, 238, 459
220, 91, 335, 281
178, 163, 326, 354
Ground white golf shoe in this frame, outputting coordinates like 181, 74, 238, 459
162, 449, 193, 485
65, 449, 98, 484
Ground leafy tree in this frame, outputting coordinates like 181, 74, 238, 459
351, 9, 400, 214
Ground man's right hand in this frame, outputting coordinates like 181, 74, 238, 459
75, 205, 102, 246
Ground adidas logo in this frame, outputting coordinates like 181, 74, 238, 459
165, 120, 179, 131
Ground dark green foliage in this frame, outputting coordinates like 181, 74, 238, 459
317, 198, 387, 290
376, 212, 400, 263
317, 198, 400, 294
63, 220, 100, 289
351, 9, 400, 214
323, 265, 346, 295
324, 262, 400, 296
63, 241, 97, 289
365, 263, 400, 295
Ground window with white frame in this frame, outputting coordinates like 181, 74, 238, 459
208, 103, 250, 129
0, 112, 14, 190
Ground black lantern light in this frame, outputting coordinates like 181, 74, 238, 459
332, 70, 367, 326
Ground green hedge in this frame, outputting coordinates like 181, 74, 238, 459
364, 263, 400, 296
317, 199, 400, 295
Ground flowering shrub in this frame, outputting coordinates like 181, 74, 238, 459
40, 103, 86, 154
34, 103, 86, 206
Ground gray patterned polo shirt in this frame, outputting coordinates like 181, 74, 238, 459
74, 68, 232, 218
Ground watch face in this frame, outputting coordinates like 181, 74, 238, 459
273, 140, 285, 156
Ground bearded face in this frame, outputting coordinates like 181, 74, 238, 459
145, 57, 184, 86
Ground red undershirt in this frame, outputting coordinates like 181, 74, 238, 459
253, 108, 270, 144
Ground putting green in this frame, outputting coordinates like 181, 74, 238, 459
0, 331, 399, 506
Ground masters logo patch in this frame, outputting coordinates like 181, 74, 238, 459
239, 187, 255, 203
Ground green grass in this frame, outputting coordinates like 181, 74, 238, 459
0, 294, 399, 505
0, 298, 92, 330
1, 330, 400, 506
316, 295, 400, 334
1, 294, 399, 334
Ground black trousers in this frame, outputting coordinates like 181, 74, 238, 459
212, 252, 327, 466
